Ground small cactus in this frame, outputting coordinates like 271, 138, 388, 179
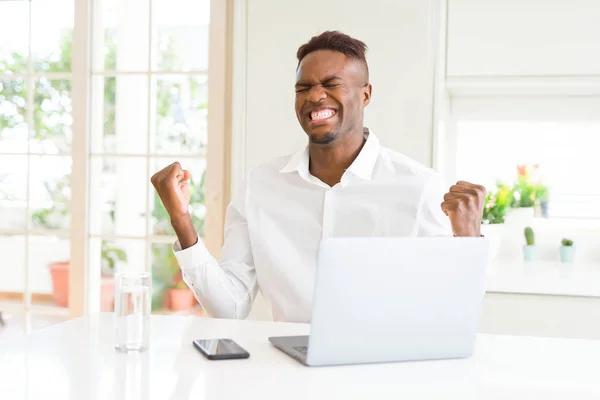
561, 238, 574, 247
524, 227, 535, 246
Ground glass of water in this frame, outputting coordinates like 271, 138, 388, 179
114, 272, 151, 352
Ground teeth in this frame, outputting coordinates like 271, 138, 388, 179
311, 109, 335, 121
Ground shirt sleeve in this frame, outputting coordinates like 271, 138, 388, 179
416, 173, 453, 237
173, 174, 258, 319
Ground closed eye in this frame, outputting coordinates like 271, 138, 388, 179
295, 83, 339, 93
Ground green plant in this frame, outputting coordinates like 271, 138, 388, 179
151, 244, 179, 286
151, 245, 189, 310
512, 164, 548, 208
1, 31, 74, 150
561, 238, 574, 247
536, 184, 549, 202
31, 175, 71, 231
524, 227, 535, 246
101, 242, 128, 275
482, 183, 513, 224
512, 176, 536, 208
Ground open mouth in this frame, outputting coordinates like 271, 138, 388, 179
308, 108, 337, 122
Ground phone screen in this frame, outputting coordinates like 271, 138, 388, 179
193, 339, 249, 358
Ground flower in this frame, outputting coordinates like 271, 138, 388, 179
516, 164, 530, 179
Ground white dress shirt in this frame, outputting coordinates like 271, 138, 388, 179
174, 130, 451, 322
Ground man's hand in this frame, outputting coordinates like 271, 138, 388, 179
151, 162, 198, 249
151, 162, 191, 220
440, 181, 486, 237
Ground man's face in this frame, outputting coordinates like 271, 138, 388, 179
295, 50, 371, 145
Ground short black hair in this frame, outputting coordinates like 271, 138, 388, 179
296, 31, 369, 77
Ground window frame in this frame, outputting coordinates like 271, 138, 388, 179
0, 0, 232, 323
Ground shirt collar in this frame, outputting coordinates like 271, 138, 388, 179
345, 128, 380, 180
279, 145, 310, 177
279, 128, 380, 182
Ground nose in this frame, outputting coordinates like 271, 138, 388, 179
306, 84, 327, 103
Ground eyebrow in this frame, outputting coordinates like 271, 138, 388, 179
295, 75, 343, 87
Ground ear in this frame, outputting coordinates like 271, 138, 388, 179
363, 83, 372, 107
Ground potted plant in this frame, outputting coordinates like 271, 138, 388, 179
47, 241, 126, 310
48, 260, 70, 307
536, 184, 549, 219
560, 238, 575, 263
505, 166, 550, 261
523, 227, 536, 262
508, 165, 537, 226
151, 247, 197, 312
480, 183, 512, 262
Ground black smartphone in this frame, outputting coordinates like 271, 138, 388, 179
193, 339, 250, 360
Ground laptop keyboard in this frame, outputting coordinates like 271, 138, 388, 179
293, 346, 308, 355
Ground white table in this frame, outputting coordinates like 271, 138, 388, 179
1, 314, 600, 399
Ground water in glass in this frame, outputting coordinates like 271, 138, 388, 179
115, 273, 150, 352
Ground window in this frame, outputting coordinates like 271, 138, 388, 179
88, 0, 211, 316
0, 0, 224, 333
0, 0, 75, 333
441, 96, 600, 270
455, 120, 600, 219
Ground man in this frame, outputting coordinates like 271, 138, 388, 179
151, 31, 485, 322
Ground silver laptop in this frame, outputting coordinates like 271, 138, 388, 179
269, 237, 489, 367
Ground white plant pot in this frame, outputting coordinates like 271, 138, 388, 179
480, 223, 505, 263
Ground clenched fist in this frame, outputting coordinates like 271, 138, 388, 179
151, 162, 198, 249
441, 181, 486, 237
151, 162, 191, 220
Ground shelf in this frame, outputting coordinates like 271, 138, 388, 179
486, 260, 600, 297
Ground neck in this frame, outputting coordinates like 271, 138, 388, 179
309, 127, 366, 187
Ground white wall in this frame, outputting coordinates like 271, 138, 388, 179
447, 0, 600, 77
236, 0, 441, 321
237, 0, 440, 179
